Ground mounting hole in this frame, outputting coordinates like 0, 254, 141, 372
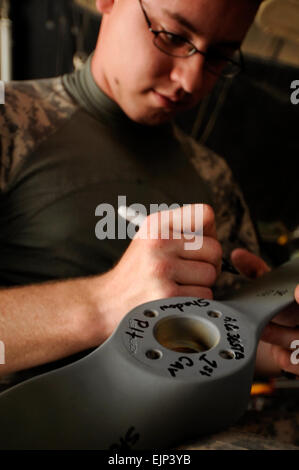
207, 310, 222, 319
143, 309, 158, 318
219, 350, 235, 360
154, 316, 220, 354
146, 349, 162, 360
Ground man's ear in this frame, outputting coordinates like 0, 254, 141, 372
96, 0, 115, 15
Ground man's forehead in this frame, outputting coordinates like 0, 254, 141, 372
144, 0, 259, 41
149, 0, 261, 11
160, 8, 199, 35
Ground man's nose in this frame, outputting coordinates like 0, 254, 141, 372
169, 53, 206, 95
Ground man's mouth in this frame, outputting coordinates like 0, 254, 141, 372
152, 90, 186, 109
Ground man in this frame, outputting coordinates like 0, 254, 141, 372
0, 0, 298, 390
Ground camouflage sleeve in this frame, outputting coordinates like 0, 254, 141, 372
188, 141, 259, 256
0, 77, 78, 192
174, 127, 260, 296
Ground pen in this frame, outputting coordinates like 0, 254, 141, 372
118, 205, 240, 275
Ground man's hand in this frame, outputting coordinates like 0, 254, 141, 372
99, 204, 222, 337
0, 204, 222, 376
231, 248, 299, 378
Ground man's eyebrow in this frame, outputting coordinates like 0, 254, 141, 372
161, 8, 199, 34
160, 9, 242, 49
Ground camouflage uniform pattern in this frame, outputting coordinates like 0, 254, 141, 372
0, 77, 78, 192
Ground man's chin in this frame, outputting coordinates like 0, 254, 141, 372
139, 114, 174, 126
131, 100, 198, 126
129, 108, 179, 127
120, 92, 196, 126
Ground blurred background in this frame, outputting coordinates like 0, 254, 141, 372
0, 0, 298, 266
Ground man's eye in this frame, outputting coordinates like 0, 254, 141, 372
160, 32, 186, 47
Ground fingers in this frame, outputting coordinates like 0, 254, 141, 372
176, 285, 213, 299
172, 260, 217, 287
142, 233, 222, 259
230, 248, 271, 279
271, 345, 299, 375
139, 204, 217, 240
257, 293, 299, 377
270, 303, 299, 328
178, 235, 222, 265
260, 322, 299, 376
255, 341, 282, 377
261, 322, 299, 349
168, 204, 217, 238
118, 204, 220, 316
145, 236, 223, 282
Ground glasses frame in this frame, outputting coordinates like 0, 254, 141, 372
138, 0, 244, 79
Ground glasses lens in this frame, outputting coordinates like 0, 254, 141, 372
206, 50, 243, 78
221, 62, 242, 78
153, 30, 243, 79
154, 32, 192, 57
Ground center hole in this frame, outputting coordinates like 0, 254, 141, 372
154, 316, 220, 354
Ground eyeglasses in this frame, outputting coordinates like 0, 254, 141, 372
138, 0, 244, 79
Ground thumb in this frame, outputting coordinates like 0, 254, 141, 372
231, 248, 271, 279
